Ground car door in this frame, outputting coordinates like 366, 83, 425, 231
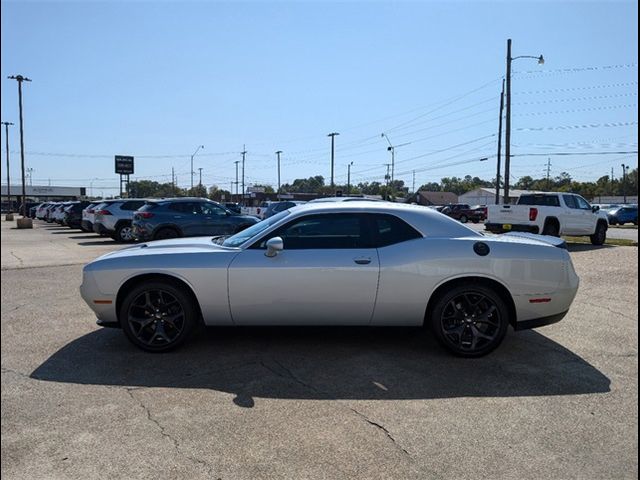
167, 202, 202, 236
561, 194, 582, 234
200, 202, 233, 235
227, 213, 380, 325
574, 195, 596, 234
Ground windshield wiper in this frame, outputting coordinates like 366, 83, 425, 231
211, 235, 230, 245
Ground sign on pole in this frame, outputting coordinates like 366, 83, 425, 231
115, 155, 134, 175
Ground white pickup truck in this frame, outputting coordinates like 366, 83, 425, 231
485, 192, 609, 245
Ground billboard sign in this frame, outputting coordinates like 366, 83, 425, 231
115, 155, 134, 175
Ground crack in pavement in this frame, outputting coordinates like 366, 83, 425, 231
124, 388, 218, 477
260, 359, 416, 461
9, 251, 24, 267
1, 367, 33, 380
581, 301, 637, 322
348, 407, 411, 456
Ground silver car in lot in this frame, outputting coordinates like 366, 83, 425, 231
81, 203, 579, 356
93, 199, 147, 242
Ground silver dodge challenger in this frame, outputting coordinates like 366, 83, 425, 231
80, 202, 579, 356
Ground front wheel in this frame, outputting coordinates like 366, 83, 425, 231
459, 215, 468, 223
590, 223, 607, 246
119, 281, 198, 352
429, 284, 509, 357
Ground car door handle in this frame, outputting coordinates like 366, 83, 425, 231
353, 257, 372, 265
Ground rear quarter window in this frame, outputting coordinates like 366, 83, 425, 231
370, 214, 422, 247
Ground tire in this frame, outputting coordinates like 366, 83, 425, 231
590, 222, 607, 246
459, 215, 468, 223
115, 223, 135, 243
119, 281, 198, 352
429, 283, 509, 357
153, 227, 179, 240
542, 220, 560, 237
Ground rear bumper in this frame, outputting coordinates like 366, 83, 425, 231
81, 220, 93, 231
93, 222, 112, 235
514, 310, 568, 331
485, 223, 539, 234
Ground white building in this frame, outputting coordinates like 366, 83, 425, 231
459, 187, 541, 205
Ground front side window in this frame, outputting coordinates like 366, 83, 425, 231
200, 202, 227, 216
260, 213, 369, 249
575, 196, 591, 210
563, 195, 578, 209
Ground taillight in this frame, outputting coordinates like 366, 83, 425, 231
482, 207, 488, 217
96, 209, 112, 215
137, 212, 154, 219
529, 208, 538, 221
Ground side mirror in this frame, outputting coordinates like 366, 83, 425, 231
592, 206, 600, 212
265, 236, 284, 257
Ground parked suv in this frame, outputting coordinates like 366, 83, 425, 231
63, 201, 91, 229
132, 197, 259, 241
263, 200, 307, 219
93, 199, 148, 242
80, 202, 102, 232
607, 205, 638, 225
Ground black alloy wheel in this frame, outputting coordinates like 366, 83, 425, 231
430, 285, 509, 357
120, 282, 197, 352
590, 222, 607, 246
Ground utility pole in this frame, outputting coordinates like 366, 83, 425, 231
1, 121, 13, 214
198, 167, 203, 187
172, 167, 175, 196
327, 132, 339, 190
504, 40, 513, 204
347, 161, 353, 195
241, 145, 247, 204
8, 75, 31, 219
503, 39, 544, 204
495, 79, 505, 205
27, 167, 34, 186
545, 158, 552, 190
275, 150, 282, 201
384, 164, 391, 186
412, 170, 416, 194
234, 160, 240, 203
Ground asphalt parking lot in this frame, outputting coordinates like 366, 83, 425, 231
1, 219, 638, 479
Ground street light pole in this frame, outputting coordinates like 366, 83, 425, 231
190, 145, 204, 190
347, 161, 353, 195
27, 167, 34, 186
241, 145, 247, 204
328, 132, 339, 190
1, 121, 13, 214
275, 150, 282, 201
504, 39, 544, 204
621, 163, 630, 203
8, 75, 32, 218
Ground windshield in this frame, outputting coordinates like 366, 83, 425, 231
222, 211, 290, 247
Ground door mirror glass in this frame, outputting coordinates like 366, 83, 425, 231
592, 205, 600, 212
265, 236, 284, 257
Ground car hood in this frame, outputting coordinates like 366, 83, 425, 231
94, 236, 238, 261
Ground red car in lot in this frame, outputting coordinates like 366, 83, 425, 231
440, 204, 487, 223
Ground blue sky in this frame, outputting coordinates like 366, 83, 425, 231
1, 0, 638, 195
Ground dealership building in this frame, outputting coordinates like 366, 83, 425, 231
1, 185, 86, 211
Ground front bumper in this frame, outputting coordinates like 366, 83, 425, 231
485, 223, 540, 234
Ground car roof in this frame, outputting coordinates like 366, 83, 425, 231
284, 202, 480, 238
308, 197, 382, 203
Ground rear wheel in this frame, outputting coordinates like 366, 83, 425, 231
459, 215, 468, 223
430, 284, 509, 357
114, 223, 135, 243
590, 222, 607, 246
120, 281, 197, 352
154, 228, 179, 240
542, 220, 560, 237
